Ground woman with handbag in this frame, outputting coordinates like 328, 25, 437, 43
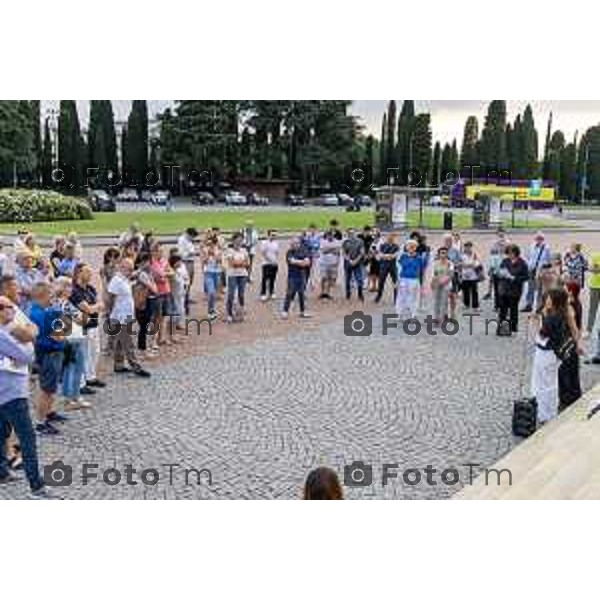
459, 241, 483, 312
133, 252, 159, 359
430, 246, 454, 325
531, 288, 580, 426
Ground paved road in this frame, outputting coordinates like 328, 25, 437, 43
2, 301, 599, 500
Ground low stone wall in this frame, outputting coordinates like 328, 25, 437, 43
456, 383, 600, 499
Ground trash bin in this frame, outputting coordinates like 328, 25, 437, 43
443, 211, 453, 230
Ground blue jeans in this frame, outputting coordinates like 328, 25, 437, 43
344, 262, 365, 299
62, 341, 85, 399
226, 275, 247, 317
284, 276, 306, 313
0, 398, 44, 491
204, 271, 220, 313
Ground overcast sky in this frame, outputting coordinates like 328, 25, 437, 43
43, 100, 600, 155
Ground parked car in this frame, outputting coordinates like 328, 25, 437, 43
225, 191, 247, 205
320, 194, 340, 207
117, 188, 139, 202
356, 195, 372, 207
191, 191, 216, 206
247, 193, 269, 206
337, 193, 354, 207
88, 189, 116, 212
150, 191, 170, 206
285, 194, 305, 206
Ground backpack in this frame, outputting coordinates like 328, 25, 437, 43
132, 281, 148, 310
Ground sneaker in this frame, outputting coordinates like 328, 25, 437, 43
35, 422, 61, 435
46, 411, 69, 423
270, 294, 277, 300
79, 386, 97, 396
132, 366, 151, 378
260, 295, 268, 301
8, 455, 23, 470
300, 312, 312, 319
64, 399, 89, 411
114, 366, 132, 374
86, 379, 106, 388
482, 293, 492, 301
521, 306, 533, 313
226, 315, 233, 323
30, 487, 64, 500
76, 399, 93, 409
0, 470, 19, 484
281, 311, 289, 319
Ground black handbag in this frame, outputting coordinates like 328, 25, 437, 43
553, 336, 576, 362
512, 396, 537, 437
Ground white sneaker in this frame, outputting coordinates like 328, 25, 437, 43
281, 311, 289, 319
260, 295, 268, 301
226, 315, 233, 323
270, 294, 277, 300
300, 312, 312, 319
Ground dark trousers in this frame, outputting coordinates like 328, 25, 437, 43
462, 280, 479, 309
184, 260, 195, 315
498, 294, 519, 332
261, 264, 278, 297
491, 275, 500, 309
375, 261, 398, 302
344, 263, 364, 299
284, 276, 306, 313
0, 398, 44, 491
136, 304, 154, 351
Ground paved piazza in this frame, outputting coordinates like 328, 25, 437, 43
1, 228, 600, 499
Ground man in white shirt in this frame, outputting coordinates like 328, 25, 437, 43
177, 227, 198, 314
259, 230, 279, 301
107, 258, 150, 377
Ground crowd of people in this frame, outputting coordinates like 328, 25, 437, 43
0, 220, 599, 498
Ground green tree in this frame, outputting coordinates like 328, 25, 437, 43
411, 113, 432, 184
379, 112, 387, 181
58, 100, 84, 192
431, 141, 441, 185
460, 115, 479, 170
386, 100, 396, 172
125, 100, 149, 185
545, 130, 565, 185
521, 104, 539, 179
542, 111, 553, 180
560, 141, 577, 200
396, 100, 415, 179
480, 100, 507, 171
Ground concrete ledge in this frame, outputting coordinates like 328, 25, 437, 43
456, 383, 600, 499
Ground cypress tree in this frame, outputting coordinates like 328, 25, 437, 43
480, 100, 507, 172
521, 104, 539, 179
386, 100, 397, 172
380, 112, 387, 182
542, 111, 553, 180
126, 100, 149, 185
58, 100, 84, 193
397, 100, 415, 179
411, 113, 432, 185
460, 115, 479, 170
431, 141, 441, 185
560, 141, 577, 200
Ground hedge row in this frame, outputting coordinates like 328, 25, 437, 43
0, 189, 93, 223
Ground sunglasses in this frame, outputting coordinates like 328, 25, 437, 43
0, 304, 14, 311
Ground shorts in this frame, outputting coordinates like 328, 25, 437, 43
162, 293, 176, 317
37, 351, 64, 394
320, 264, 338, 280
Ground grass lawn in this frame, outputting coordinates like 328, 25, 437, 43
0, 209, 574, 236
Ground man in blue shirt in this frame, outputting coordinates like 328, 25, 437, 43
0, 294, 54, 497
28, 282, 66, 435
522, 231, 551, 312
282, 236, 312, 319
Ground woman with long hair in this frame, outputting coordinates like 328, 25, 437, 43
531, 288, 579, 425
303, 467, 343, 500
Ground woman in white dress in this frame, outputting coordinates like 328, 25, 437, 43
531, 288, 575, 425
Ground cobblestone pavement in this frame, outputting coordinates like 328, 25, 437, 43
1, 229, 600, 499
1, 298, 599, 500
